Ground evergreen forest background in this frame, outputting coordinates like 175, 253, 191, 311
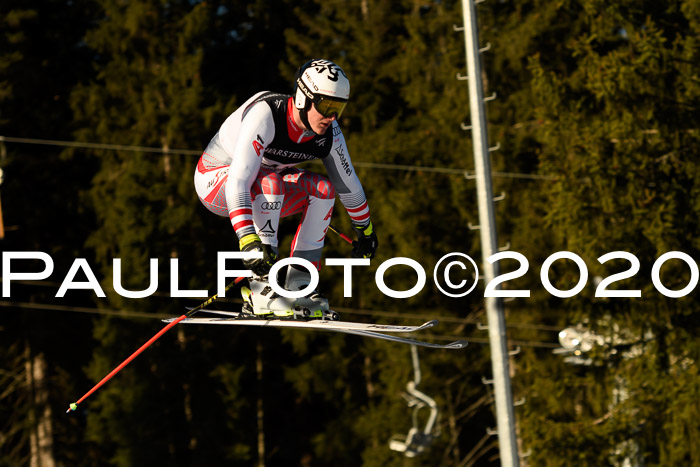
1, 0, 699, 465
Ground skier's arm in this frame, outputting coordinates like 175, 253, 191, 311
221, 102, 275, 242
322, 126, 370, 228
322, 125, 378, 259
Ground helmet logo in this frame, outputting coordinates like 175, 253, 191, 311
304, 71, 319, 91
298, 77, 314, 100
308, 59, 347, 82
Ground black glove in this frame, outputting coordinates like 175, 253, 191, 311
239, 234, 277, 276
351, 222, 378, 259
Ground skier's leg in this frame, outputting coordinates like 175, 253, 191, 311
243, 168, 295, 316
281, 169, 335, 313
243, 168, 337, 319
193, 157, 230, 217
280, 168, 336, 270
195, 161, 286, 250
197, 160, 286, 316
250, 168, 285, 251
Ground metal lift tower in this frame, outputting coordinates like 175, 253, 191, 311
459, 0, 520, 465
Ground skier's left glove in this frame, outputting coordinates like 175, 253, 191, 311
239, 234, 277, 276
351, 221, 378, 259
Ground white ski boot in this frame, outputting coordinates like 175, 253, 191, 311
241, 268, 338, 320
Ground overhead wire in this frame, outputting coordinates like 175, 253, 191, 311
1, 279, 564, 333
0, 300, 170, 320
0, 135, 556, 181
0, 135, 200, 156
0, 296, 562, 349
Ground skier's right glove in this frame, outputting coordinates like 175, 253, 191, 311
351, 221, 378, 259
239, 234, 277, 276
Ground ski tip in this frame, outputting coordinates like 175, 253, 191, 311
448, 340, 469, 349
66, 402, 78, 414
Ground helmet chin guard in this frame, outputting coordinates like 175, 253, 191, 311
294, 86, 313, 130
294, 85, 312, 111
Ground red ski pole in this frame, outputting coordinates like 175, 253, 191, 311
66, 276, 246, 413
328, 224, 353, 245
68, 228, 351, 413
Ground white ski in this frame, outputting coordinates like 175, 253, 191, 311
337, 329, 468, 350
165, 314, 438, 333
164, 311, 468, 350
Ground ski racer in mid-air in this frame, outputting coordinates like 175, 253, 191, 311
194, 59, 378, 318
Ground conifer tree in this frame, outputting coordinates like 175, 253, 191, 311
284, 1, 500, 465
484, 0, 700, 464
0, 1, 99, 464
68, 0, 306, 464
67, 1, 246, 463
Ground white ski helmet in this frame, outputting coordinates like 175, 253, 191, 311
294, 59, 350, 124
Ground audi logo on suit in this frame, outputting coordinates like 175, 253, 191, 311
261, 202, 281, 210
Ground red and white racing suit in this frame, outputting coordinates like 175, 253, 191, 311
194, 91, 371, 269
